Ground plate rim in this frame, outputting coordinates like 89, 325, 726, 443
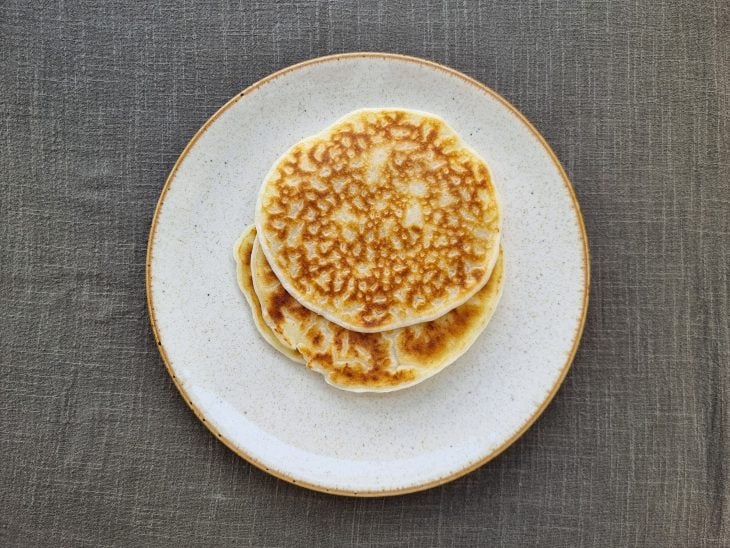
146, 52, 591, 497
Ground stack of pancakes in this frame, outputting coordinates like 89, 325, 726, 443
234, 109, 503, 392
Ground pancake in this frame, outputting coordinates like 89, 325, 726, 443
251, 233, 504, 393
233, 226, 304, 363
255, 108, 501, 333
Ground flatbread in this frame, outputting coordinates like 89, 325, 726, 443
255, 108, 501, 333
251, 233, 504, 392
233, 226, 304, 363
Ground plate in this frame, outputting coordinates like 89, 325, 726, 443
147, 53, 589, 496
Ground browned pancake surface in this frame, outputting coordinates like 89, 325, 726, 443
256, 109, 501, 332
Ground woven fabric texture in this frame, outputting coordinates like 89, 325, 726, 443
1, 1, 728, 546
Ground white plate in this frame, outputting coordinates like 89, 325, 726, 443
147, 53, 589, 496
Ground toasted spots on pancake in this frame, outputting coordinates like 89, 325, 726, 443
395, 252, 504, 368
251, 238, 504, 392
396, 304, 477, 366
268, 286, 289, 325
326, 363, 417, 390
257, 109, 501, 332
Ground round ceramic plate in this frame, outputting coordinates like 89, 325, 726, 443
147, 53, 589, 496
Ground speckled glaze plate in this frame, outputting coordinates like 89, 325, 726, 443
147, 53, 589, 496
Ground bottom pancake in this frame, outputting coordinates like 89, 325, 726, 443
234, 227, 304, 363
246, 226, 504, 393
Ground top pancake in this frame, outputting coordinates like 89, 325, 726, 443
255, 108, 501, 333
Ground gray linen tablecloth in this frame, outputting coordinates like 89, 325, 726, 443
2, 1, 728, 546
